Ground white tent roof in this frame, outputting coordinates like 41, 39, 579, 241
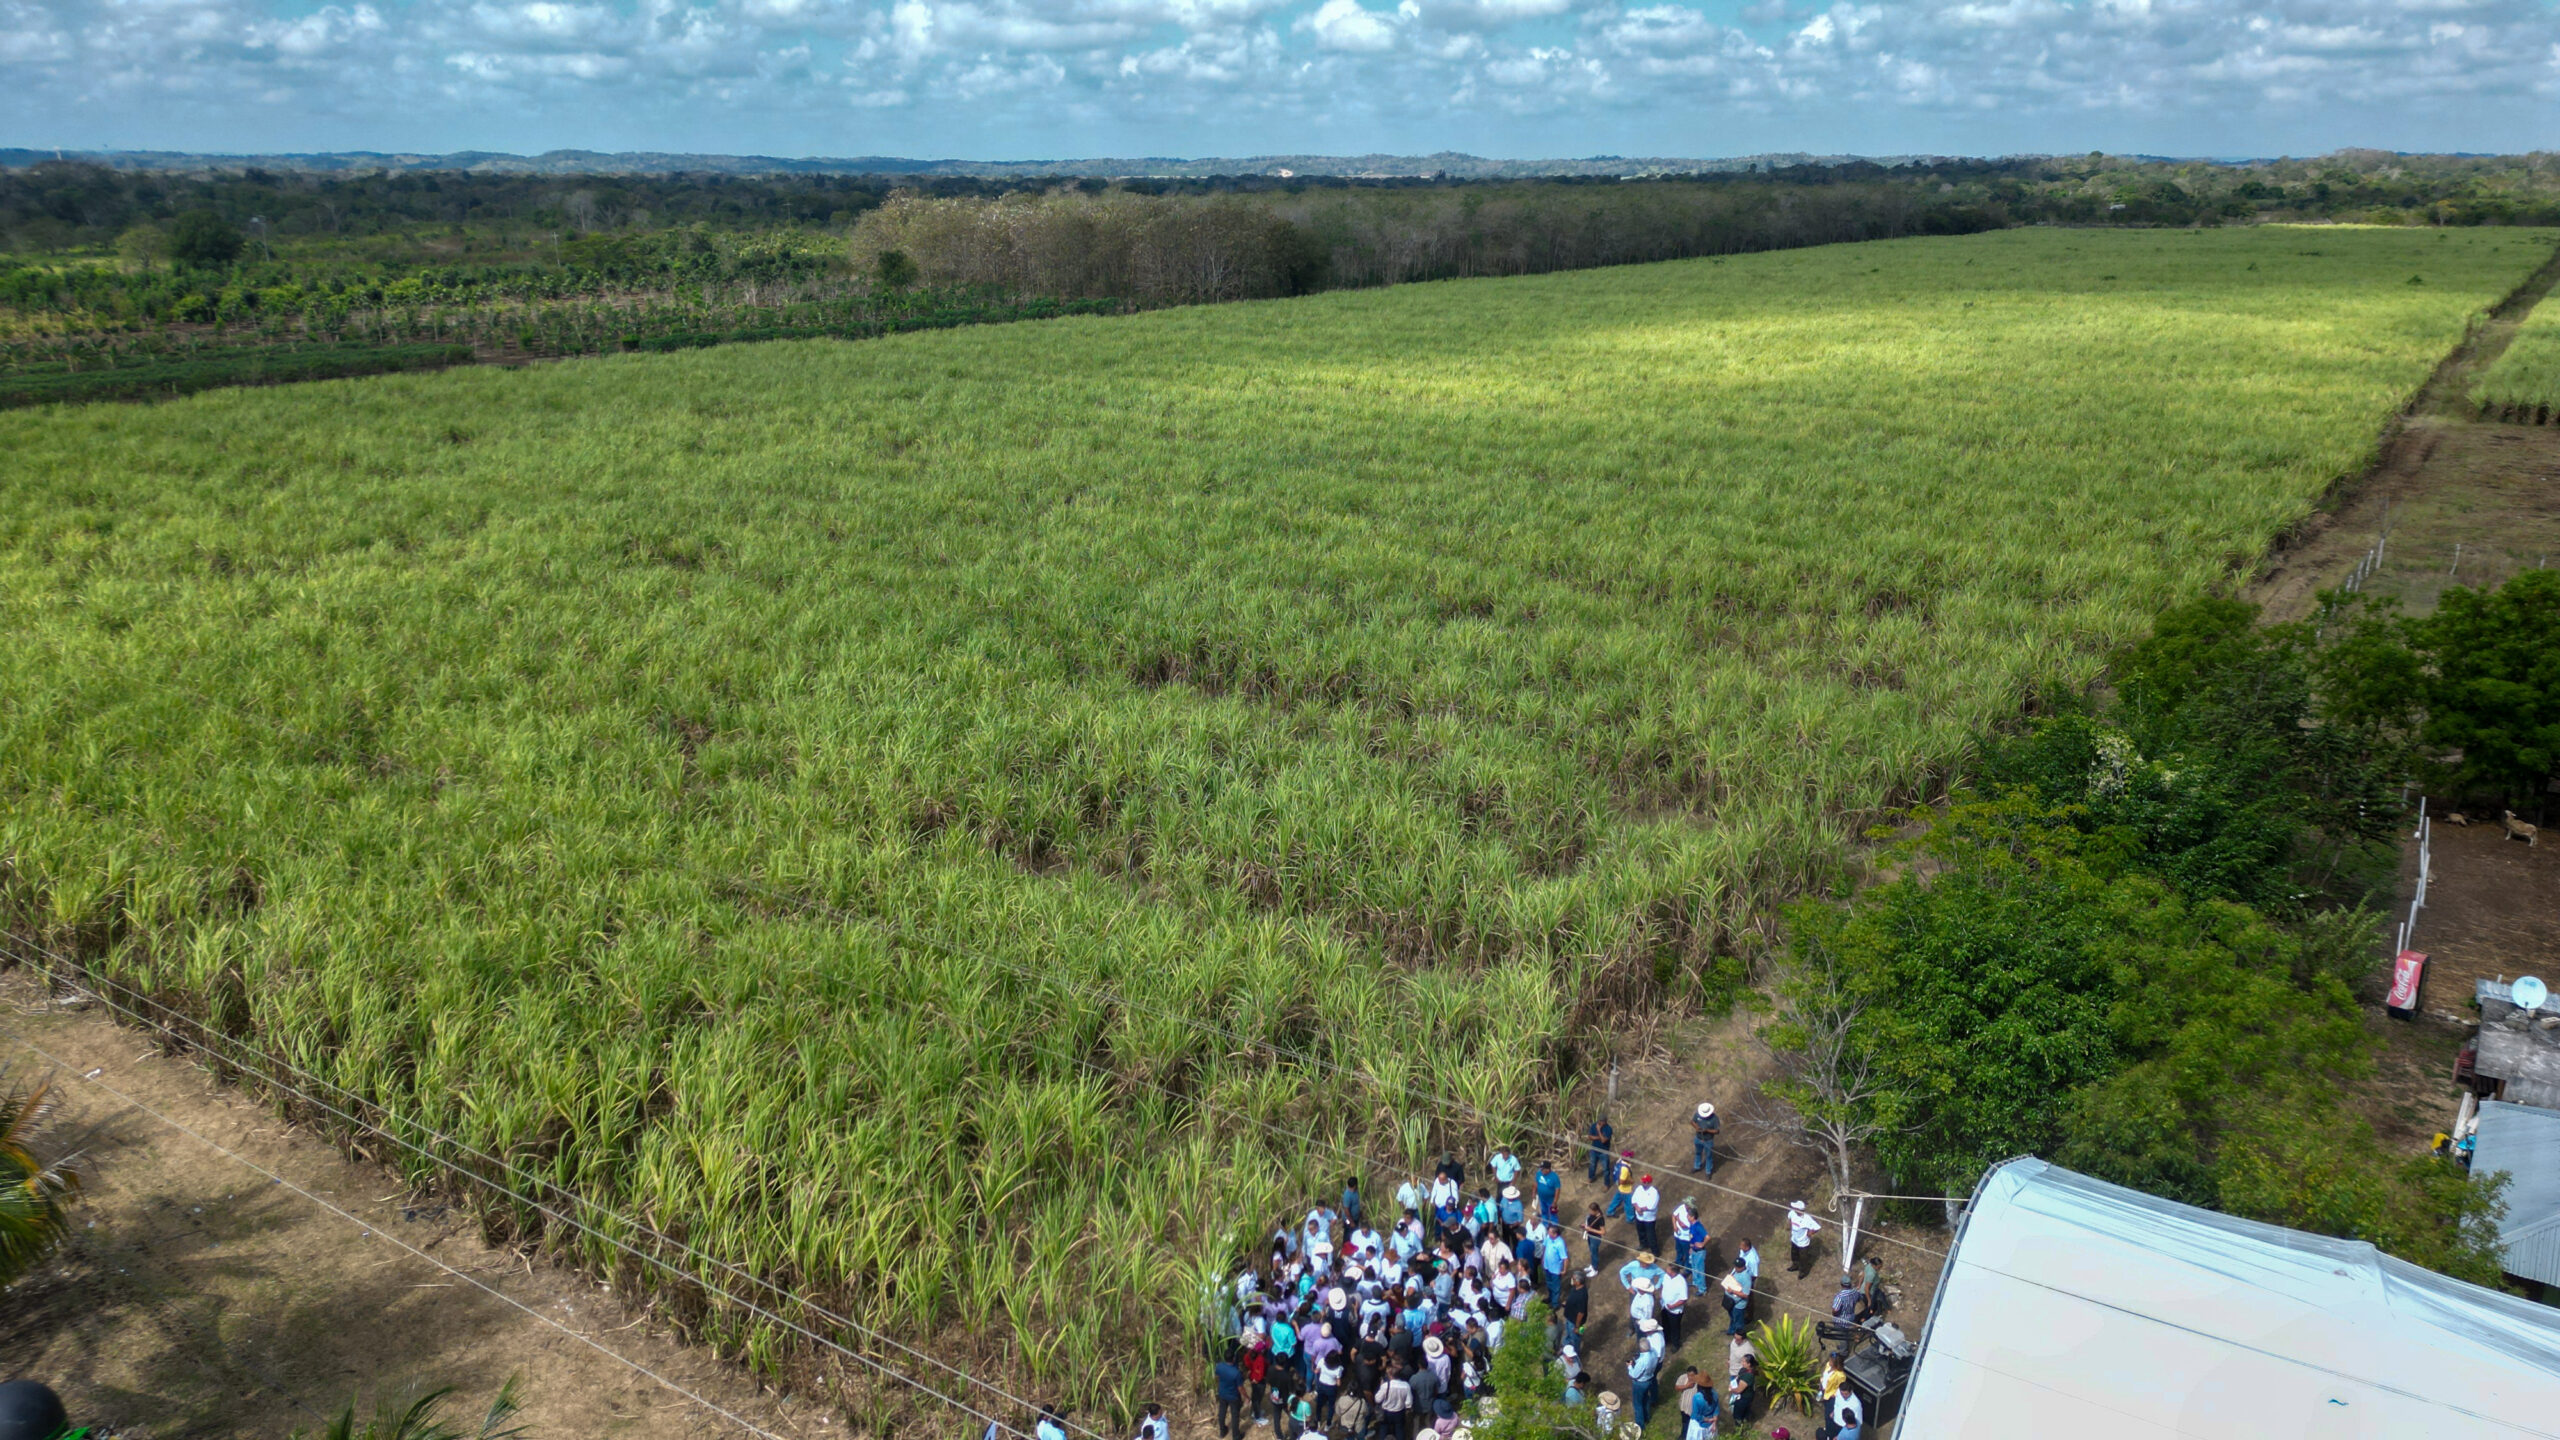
1895, 1157, 2560, 1438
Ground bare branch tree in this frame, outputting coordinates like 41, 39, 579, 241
1747, 938, 1903, 1210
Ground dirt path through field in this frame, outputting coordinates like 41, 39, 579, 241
2242, 237, 2560, 1198
2251, 242, 2560, 625
0, 972, 822, 1440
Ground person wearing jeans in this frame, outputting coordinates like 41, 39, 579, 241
1693, 1103, 1719, 1175
1215, 1345, 1247, 1439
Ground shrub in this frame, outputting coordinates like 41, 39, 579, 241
1747, 1315, 1821, 1416
0, 1064, 84, 1287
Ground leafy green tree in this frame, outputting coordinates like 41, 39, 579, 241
169, 209, 244, 268
874, 247, 919, 290
1805, 796, 2507, 1282
2323, 569, 2560, 806
1474, 1300, 1608, 1440
2410, 570, 2560, 805
113, 222, 168, 272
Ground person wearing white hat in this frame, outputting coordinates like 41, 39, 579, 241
1692, 1103, 1720, 1176
1786, 1202, 1822, 1278
1626, 1274, 1658, 1339
1497, 1183, 1525, 1230
1627, 1327, 1664, 1427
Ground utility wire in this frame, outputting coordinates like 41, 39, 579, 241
0, 934, 1099, 1440
0, 1026, 791, 1440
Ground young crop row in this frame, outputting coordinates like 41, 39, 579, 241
0, 281, 1125, 406
2471, 289, 2560, 420
0, 225, 2549, 1427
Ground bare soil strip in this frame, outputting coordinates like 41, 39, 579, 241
2252, 244, 2560, 625
0, 973, 822, 1440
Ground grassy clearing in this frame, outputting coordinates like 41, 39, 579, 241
0, 225, 2547, 1421
2472, 290, 2560, 419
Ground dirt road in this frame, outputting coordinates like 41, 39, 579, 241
0, 972, 822, 1440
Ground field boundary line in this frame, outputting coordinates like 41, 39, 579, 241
0, 1024, 792, 1440
0, 934, 1097, 1440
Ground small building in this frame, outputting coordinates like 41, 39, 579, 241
1896, 1156, 2560, 1437
2465, 980, 2560, 1109
2469, 1099, 2560, 1298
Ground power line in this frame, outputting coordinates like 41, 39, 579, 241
12, 924, 1860, 1363
0, 934, 1101, 1440
0, 1026, 792, 1440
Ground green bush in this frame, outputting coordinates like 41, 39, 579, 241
0, 1064, 84, 1287
1746, 1315, 1820, 1417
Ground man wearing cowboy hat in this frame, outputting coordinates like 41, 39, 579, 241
1692, 1102, 1720, 1175
1497, 1183, 1525, 1231
1615, 1248, 1665, 1296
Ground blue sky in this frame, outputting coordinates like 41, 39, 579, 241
2, 0, 2554, 161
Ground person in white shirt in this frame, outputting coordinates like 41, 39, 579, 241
1630, 1176, 1662, 1254
1786, 1201, 1823, 1277
1135, 1403, 1169, 1440
1429, 1172, 1460, 1214
1350, 1224, 1384, 1265
1626, 1274, 1658, 1339
1659, 1267, 1691, 1350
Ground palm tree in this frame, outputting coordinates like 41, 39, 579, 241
0, 1064, 85, 1288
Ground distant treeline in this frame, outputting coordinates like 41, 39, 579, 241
7, 150, 2559, 408
850, 177, 2009, 302
9, 152, 2560, 260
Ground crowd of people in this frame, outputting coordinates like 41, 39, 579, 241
1183, 1114, 1889, 1440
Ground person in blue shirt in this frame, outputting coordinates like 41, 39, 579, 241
1684, 1366, 1720, 1440
1585, 1117, 1613, 1182
1212, 1341, 1247, 1439
1534, 1158, 1562, 1226
1034, 1406, 1070, 1440
1341, 1178, 1364, 1229
1488, 1145, 1522, 1189
1541, 1227, 1570, 1308
1498, 1185, 1525, 1230
1673, 1201, 1710, 1292
1627, 1341, 1662, 1427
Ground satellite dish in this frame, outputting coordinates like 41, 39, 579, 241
2515, 977, 2550, 1012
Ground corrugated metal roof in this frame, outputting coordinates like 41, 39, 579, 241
2472, 1100, 2560, 1288
1896, 1157, 2560, 1438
